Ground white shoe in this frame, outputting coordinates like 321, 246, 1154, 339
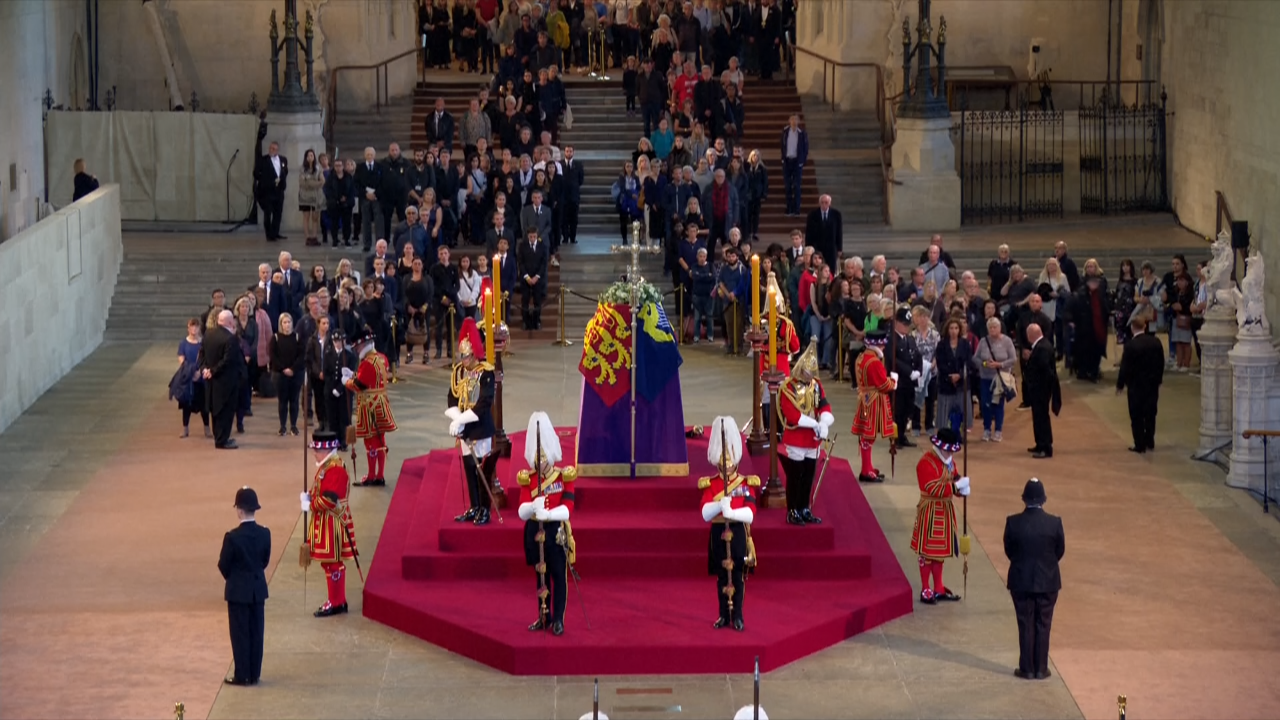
993, 431, 1003, 442
981, 430, 991, 442
551, 256, 561, 268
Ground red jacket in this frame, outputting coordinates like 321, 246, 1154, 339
758, 316, 800, 377
778, 377, 831, 452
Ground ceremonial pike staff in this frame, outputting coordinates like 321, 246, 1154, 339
958, 361, 971, 601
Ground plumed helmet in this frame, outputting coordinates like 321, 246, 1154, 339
733, 706, 768, 720
706, 416, 743, 468
524, 411, 561, 466
793, 337, 819, 378
766, 272, 787, 314
457, 317, 483, 359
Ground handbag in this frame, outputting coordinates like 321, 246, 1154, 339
1176, 314, 1192, 330
984, 337, 1018, 403
406, 313, 429, 345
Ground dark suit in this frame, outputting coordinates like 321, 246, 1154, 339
323, 342, 354, 441
520, 203, 554, 244
1116, 331, 1165, 450
426, 110, 456, 152
354, 161, 384, 251
202, 325, 247, 447
485, 225, 517, 257
260, 280, 287, 330
254, 153, 288, 240
278, 266, 305, 320
517, 239, 549, 330
305, 333, 328, 428
804, 207, 843, 269
1003, 507, 1065, 677
218, 520, 271, 684
562, 159, 584, 244
1024, 339, 1059, 454
492, 250, 518, 323
889, 331, 921, 445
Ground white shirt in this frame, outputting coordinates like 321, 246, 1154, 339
785, 128, 799, 158
270, 155, 281, 175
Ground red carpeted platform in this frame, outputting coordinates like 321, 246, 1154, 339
363, 428, 912, 675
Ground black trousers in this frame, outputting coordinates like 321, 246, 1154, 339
709, 521, 747, 623
562, 201, 580, 244
526, 520, 569, 625
1011, 590, 1058, 676
227, 600, 265, 682
462, 452, 495, 510
325, 388, 350, 443
433, 306, 454, 355
260, 193, 284, 239
521, 288, 546, 330
212, 398, 237, 447
779, 456, 816, 512
894, 388, 915, 443
380, 199, 405, 243
308, 375, 326, 427
274, 372, 301, 430
1031, 397, 1053, 453
1127, 387, 1159, 449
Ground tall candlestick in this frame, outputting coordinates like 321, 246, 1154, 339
751, 254, 761, 329
768, 288, 778, 370
492, 253, 502, 324
485, 288, 495, 364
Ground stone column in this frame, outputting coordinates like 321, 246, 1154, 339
888, 116, 961, 231
1195, 306, 1235, 459
1227, 332, 1279, 492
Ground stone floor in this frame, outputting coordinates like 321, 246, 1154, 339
3, 220, 1279, 720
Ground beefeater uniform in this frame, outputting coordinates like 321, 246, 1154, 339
851, 330, 896, 483
516, 412, 576, 636
344, 331, 397, 486
304, 430, 357, 617
447, 318, 500, 525
700, 416, 758, 632
910, 429, 969, 604
777, 338, 834, 526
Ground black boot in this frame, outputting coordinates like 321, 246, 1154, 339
528, 618, 546, 631
801, 508, 822, 524
472, 507, 491, 526
786, 509, 806, 525
454, 507, 478, 522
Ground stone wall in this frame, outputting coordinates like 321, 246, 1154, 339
0, 186, 123, 433
0, 0, 86, 241
1162, 0, 1280, 338
95, 0, 420, 114
795, 0, 1112, 111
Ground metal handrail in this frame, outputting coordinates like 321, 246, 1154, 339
792, 46, 897, 224
323, 46, 424, 148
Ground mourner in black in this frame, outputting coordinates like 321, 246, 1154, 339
1003, 478, 1065, 681
254, 138, 289, 241
889, 307, 922, 449
1116, 318, 1166, 453
1022, 324, 1060, 459
218, 487, 271, 686
517, 226, 550, 330
322, 329, 354, 446
202, 310, 248, 449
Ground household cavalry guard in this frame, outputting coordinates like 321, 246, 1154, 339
301, 430, 358, 617
699, 416, 758, 632
851, 329, 897, 483
910, 428, 971, 605
447, 318, 500, 526
343, 330, 397, 486
777, 338, 835, 526
516, 412, 576, 636
759, 274, 801, 427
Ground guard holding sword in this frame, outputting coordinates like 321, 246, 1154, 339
516, 412, 577, 636
446, 318, 501, 526
777, 339, 835, 526
699, 416, 758, 632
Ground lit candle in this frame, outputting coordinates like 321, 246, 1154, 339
491, 254, 502, 324
750, 254, 761, 330
767, 287, 778, 370
484, 288, 495, 364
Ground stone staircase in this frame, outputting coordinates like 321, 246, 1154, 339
737, 78, 818, 237
800, 96, 887, 226
328, 96, 415, 161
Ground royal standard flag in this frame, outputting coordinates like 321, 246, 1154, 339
634, 302, 683, 403
579, 302, 632, 407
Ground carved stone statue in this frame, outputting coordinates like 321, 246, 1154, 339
1233, 251, 1270, 335
1205, 231, 1237, 312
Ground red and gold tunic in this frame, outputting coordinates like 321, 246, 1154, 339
910, 452, 958, 560
345, 351, 397, 438
698, 472, 759, 573
308, 454, 357, 563
778, 377, 830, 454
517, 465, 578, 564
758, 316, 801, 377
852, 350, 897, 440
698, 472, 760, 516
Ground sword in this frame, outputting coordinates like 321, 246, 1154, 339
889, 328, 899, 480
461, 439, 505, 523
959, 363, 971, 602
339, 515, 365, 583
809, 434, 837, 510
568, 562, 591, 630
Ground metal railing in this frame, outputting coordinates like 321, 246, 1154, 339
790, 47, 898, 225
323, 47, 425, 148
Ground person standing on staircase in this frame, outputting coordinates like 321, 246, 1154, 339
780, 113, 807, 217
561, 146, 583, 245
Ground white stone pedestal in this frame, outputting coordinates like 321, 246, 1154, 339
888, 116, 961, 232
1196, 306, 1236, 459
1227, 332, 1280, 492
266, 110, 325, 234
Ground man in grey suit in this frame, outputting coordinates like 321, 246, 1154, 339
1003, 478, 1064, 681
520, 189, 554, 246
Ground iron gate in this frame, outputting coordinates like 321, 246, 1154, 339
957, 109, 1065, 224
1079, 97, 1169, 214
